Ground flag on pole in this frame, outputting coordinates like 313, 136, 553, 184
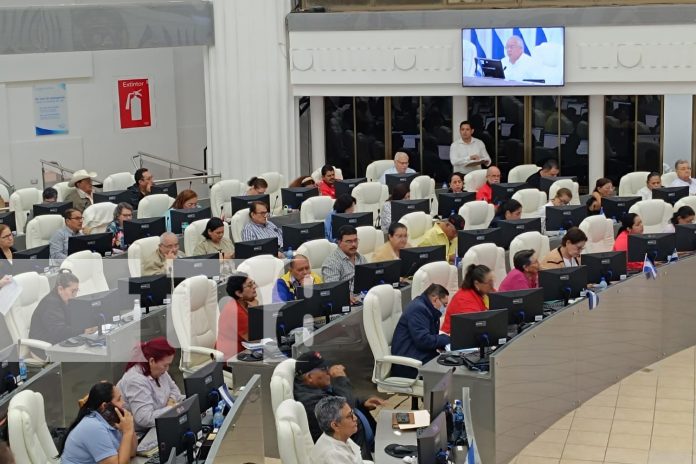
643, 253, 657, 279
586, 289, 600, 310
667, 248, 679, 263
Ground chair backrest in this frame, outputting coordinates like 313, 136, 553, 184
461, 243, 506, 288
83, 202, 117, 234
366, 160, 394, 182
399, 211, 431, 246
464, 169, 487, 192
674, 196, 696, 219
549, 179, 580, 205
270, 359, 297, 416
103, 172, 134, 191
356, 226, 384, 261
579, 216, 615, 254
296, 239, 338, 273
183, 218, 231, 257
230, 208, 251, 243
237, 255, 284, 304
411, 262, 458, 300
9, 188, 42, 233
300, 196, 334, 223
171, 276, 219, 367
459, 201, 495, 230
137, 194, 174, 219
410, 175, 437, 216
311, 167, 343, 182
127, 236, 160, 277
629, 199, 673, 233
619, 171, 650, 196
7, 272, 50, 357
59, 250, 109, 296
275, 399, 314, 464
363, 284, 403, 382
259, 172, 286, 214
8, 390, 59, 464
25, 215, 64, 249
0, 184, 9, 203
210, 179, 245, 219
352, 182, 388, 225
661, 171, 678, 187
512, 188, 547, 218
52, 182, 72, 202
508, 231, 551, 269
508, 164, 539, 183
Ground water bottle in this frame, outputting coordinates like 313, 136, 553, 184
132, 298, 142, 322
285, 246, 293, 259
213, 401, 224, 428
597, 277, 608, 289
453, 399, 464, 443
302, 314, 315, 334
18, 357, 27, 382
599, 206, 605, 217
442, 181, 448, 190
450, 209, 456, 218
181, 221, 189, 232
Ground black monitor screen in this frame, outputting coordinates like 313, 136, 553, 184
457, 228, 501, 257
68, 232, 113, 257
151, 182, 178, 198
424, 368, 454, 420
248, 300, 326, 346
93, 190, 132, 205
234, 237, 279, 259
417, 411, 448, 464
231, 194, 270, 215
282, 222, 324, 251
353, 260, 401, 294
296, 280, 352, 323
33, 201, 71, 217
496, 218, 542, 249
184, 362, 225, 415
539, 266, 588, 302
172, 254, 220, 282
155, 395, 202, 464
652, 186, 689, 205
539, 176, 577, 194
280, 187, 319, 210
601, 196, 640, 222
0, 345, 19, 397
438, 192, 475, 218
489, 288, 544, 325
545, 205, 586, 231
335, 177, 366, 198
169, 207, 212, 235
491, 182, 528, 205
581, 251, 627, 283
331, 212, 373, 238
450, 309, 508, 351
118, 274, 171, 309
67, 289, 123, 334
385, 172, 418, 194
400, 245, 446, 278
124, 217, 167, 245
628, 233, 676, 262
13, 245, 50, 274
390, 199, 430, 224
0, 211, 16, 233
676, 224, 696, 252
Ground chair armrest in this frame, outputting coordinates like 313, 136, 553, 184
19, 338, 52, 352
379, 355, 422, 369
186, 346, 225, 362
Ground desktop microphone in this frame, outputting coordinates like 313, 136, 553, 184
270, 194, 279, 217
189, 180, 193, 191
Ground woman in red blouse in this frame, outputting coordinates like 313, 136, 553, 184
613, 213, 644, 271
217, 273, 259, 359
441, 264, 496, 334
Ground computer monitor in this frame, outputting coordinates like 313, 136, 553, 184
417, 411, 449, 464
496, 218, 542, 249
0, 211, 16, 233
280, 187, 319, 210
118, 274, 171, 311
234, 237, 279, 259
32, 201, 71, 217
353, 260, 401, 294
184, 362, 225, 415
172, 254, 220, 283
424, 368, 454, 419
676, 223, 696, 252
169, 207, 212, 235
491, 182, 528, 205
93, 190, 132, 205
331, 212, 373, 238
0, 345, 19, 397
296, 280, 352, 323
450, 309, 509, 357
601, 196, 640, 222
437, 192, 475, 218
581, 251, 627, 283
539, 176, 577, 194
68, 232, 113, 257
67, 289, 123, 334
652, 186, 689, 205
248, 300, 325, 349
123, 217, 167, 245
151, 182, 178, 198
335, 177, 366, 197
539, 266, 588, 303
400, 245, 447, 278
12, 245, 50, 274
155, 395, 203, 464
282, 222, 324, 251
489, 288, 545, 326
628, 233, 676, 262
390, 199, 430, 224
231, 194, 270, 215
545, 205, 586, 231
385, 172, 419, 194
457, 228, 502, 257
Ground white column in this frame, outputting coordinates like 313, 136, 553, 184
205, 0, 298, 183
452, 96, 468, 140
663, 95, 693, 172
310, 96, 325, 172
588, 95, 604, 186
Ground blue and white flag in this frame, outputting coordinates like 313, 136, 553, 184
667, 248, 679, 263
586, 289, 600, 310
643, 254, 657, 279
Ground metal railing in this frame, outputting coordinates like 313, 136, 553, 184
132, 151, 208, 179
0, 173, 14, 196
40, 159, 106, 188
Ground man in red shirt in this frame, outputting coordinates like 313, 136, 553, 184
317, 165, 337, 199
476, 165, 501, 204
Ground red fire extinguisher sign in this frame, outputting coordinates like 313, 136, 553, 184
118, 78, 151, 129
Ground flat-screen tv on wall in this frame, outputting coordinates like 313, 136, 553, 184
462, 27, 565, 87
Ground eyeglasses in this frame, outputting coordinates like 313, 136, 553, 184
343, 409, 357, 421
0, 234, 12, 239
254, 211, 269, 217
243, 281, 257, 289
69, 216, 83, 221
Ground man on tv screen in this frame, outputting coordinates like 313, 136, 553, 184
501, 36, 535, 82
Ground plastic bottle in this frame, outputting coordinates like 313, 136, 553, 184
213, 401, 224, 428
453, 399, 465, 443
18, 357, 27, 382
597, 277, 608, 289
181, 221, 189, 232
442, 181, 448, 190
599, 206, 605, 217
285, 246, 293, 259
132, 298, 142, 322
302, 314, 315, 333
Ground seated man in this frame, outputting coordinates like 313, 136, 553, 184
525, 159, 559, 190
127, 167, 154, 209
316, 165, 337, 199
42, 186, 58, 203
379, 151, 416, 184
273, 254, 322, 302
670, 159, 696, 195
241, 201, 284, 248
49, 208, 84, 261
321, 226, 367, 294
390, 284, 451, 379
141, 232, 180, 276
294, 351, 383, 460
475, 165, 502, 204
65, 169, 97, 212
311, 396, 363, 464
417, 214, 465, 264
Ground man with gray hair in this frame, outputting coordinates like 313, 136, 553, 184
141, 231, 180, 276
379, 151, 416, 184
501, 35, 535, 82
310, 396, 363, 464
669, 159, 696, 195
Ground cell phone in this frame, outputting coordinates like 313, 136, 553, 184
395, 413, 411, 424
100, 404, 124, 425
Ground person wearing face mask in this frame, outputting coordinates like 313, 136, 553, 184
273, 254, 322, 302
390, 284, 451, 379
540, 227, 587, 269
371, 222, 409, 262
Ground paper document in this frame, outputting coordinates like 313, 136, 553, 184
398, 410, 431, 430
136, 427, 158, 455
0, 279, 21, 316
242, 338, 275, 350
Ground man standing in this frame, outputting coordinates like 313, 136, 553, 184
501, 35, 534, 82
379, 152, 416, 184
670, 160, 696, 195
49, 209, 84, 261
65, 169, 97, 212
321, 226, 367, 294
417, 214, 465, 264
449, 121, 491, 175
476, 166, 502, 204
128, 168, 154, 209
317, 165, 337, 199
525, 159, 560, 190
273, 254, 323, 302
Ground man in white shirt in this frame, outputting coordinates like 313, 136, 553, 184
449, 120, 491, 175
501, 36, 535, 83
379, 152, 416, 184
670, 160, 696, 195
310, 396, 363, 464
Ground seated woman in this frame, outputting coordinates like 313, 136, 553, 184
586, 178, 614, 215
289, 176, 316, 188
490, 198, 522, 228
371, 222, 408, 262
193, 217, 234, 259
324, 194, 356, 242
0, 224, 15, 276
448, 172, 465, 194
59, 382, 136, 464
217, 273, 259, 359
116, 337, 185, 432
637, 172, 662, 201
499, 249, 540, 292
663, 205, 695, 233
166, 189, 199, 232
441, 264, 496, 334
105, 202, 133, 252
246, 176, 268, 195
540, 227, 587, 269
613, 213, 644, 271
379, 183, 410, 231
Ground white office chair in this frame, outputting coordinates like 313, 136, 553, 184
512, 189, 547, 219
59, 250, 109, 296
464, 169, 487, 192
460, 243, 507, 288
275, 399, 314, 464
210, 179, 245, 219
352, 182, 388, 226
6, 272, 52, 364
356, 225, 384, 261
459, 201, 495, 230
619, 171, 650, 197
579, 216, 615, 254
363, 284, 423, 399
25, 214, 64, 249
52, 182, 72, 202
237, 255, 284, 304
400, 211, 432, 246
300, 196, 334, 223
171, 275, 224, 374
103, 172, 134, 191
411, 262, 458, 300
549, 179, 581, 205
674, 196, 696, 219
629, 199, 673, 233
508, 164, 539, 183
127, 236, 160, 277
410, 175, 437, 216
183, 218, 231, 257
259, 171, 285, 214
270, 358, 297, 416
311, 166, 343, 183
8, 391, 59, 464
296, 239, 337, 274
137, 194, 174, 219
83, 202, 116, 234
9, 188, 42, 233
661, 171, 678, 187
366, 160, 394, 183
230, 208, 251, 243
508, 232, 551, 270
0, 184, 9, 204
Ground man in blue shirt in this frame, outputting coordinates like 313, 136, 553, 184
272, 254, 322, 302
49, 208, 84, 262
379, 152, 416, 184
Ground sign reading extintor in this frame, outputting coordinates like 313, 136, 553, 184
118, 78, 151, 129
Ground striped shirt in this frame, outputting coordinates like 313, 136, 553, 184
321, 248, 367, 292
241, 220, 284, 248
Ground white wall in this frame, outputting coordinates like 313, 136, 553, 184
663, 95, 693, 172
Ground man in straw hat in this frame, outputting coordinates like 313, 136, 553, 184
65, 169, 97, 212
